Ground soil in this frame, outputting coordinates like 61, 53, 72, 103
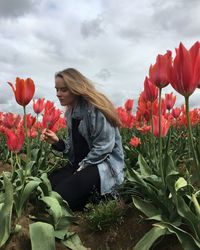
0, 162, 183, 250
1, 204, 183, 250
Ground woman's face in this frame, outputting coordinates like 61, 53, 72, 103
55, 76, 78, 107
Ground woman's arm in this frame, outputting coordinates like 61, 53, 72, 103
41, 128, 71, 154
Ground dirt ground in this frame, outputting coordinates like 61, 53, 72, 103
1, 204, 183, 250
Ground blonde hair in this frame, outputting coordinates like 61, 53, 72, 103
55, 68, 121, 127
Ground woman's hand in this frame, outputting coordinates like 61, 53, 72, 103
40, 128, 59, 144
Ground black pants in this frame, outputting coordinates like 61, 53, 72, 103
48, 164, 101, 211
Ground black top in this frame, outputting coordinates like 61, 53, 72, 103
52, 118, 90, 168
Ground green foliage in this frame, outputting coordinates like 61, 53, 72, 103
85, 198, 125, 232
0, 173, 13, 247
29, 222, 55, 250
125, 153, 200, 249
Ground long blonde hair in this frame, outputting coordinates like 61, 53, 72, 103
55, 68, 121, 127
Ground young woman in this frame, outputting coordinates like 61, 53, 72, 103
41, 68, 124, 211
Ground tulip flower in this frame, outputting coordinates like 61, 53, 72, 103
33, 98, 45, 114
130, 136, 141, 147
5, 128, 25, 153
171, 107, 181, 119
149, 50, 172, 89
152, 115, 170, 138
143, 77, 158, 102
165, 92, 176, 111
169, 42, 200, 97
2, 113, 21, 129
152, 98, 166, 116
149, 51, 172, 183
169, 42, 200, 176
8, 77, 35, 107
23, 114, 36, 129
42, 107, 61, 129
116, 107, 134, 128
124, 99, 134, 113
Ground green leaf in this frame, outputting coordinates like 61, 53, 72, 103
134, 226, 168, 250
40, 196, 62, 227
176, 194, 200, 240
133, 197, 162, 221
0, 173, 13, 247
138, 154, 152, 176
25, 161, 36, 175
175, 177, 187, 191
39, 173, 52, 196
155, 222, 200, 250
15, 179, 41, 217
29, 222, 55, 250
62, 232, 87, 250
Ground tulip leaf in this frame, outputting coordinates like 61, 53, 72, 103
0, 173, 13, 247
138, 154, 152, 176
61, 232, 87, 250
154, 222, 200, 250
134, 226, 168, 250
15, 179, 41, 217
175, 194, 200, 240
133, 196, 162, 220
40, 196, 62, 227
29, 222, 55, 250
175, 177, 187, 191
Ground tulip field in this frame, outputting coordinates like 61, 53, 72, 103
1, 41, 200, 250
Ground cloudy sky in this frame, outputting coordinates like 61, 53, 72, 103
0, 0, 200, 114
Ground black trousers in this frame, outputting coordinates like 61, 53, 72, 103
48, 164, 101, 211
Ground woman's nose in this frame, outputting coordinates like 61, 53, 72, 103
56, 90, 62, 96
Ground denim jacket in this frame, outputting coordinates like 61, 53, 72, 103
63, 98, 124, 194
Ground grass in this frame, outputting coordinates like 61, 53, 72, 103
84, 198, 125, 232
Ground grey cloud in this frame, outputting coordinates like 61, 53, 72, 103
81, 16, 104, 38
0, 0, 39, 18
119, 28, 145, 42
95, 68, 111, 81
151, 0, 200, 37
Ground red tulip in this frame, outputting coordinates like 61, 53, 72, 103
23, 114, 36, 129
152, 115, 170, 137
152, 99, 166, 116
33, 98, 45, 114
130, 136, 141, 147
5, 128, 25, 153
42, 107, 61, 129
8, 77, 35, 106
171, 107, 181, 119
116, 107, 134, 128
190, 42, 200, 87
149, 50, 172, 88
169, 42, 200, 97
2, 113, 21, 129
143, 77, 158, 102
124, 99, 134, 113
165, 92, 176, 110
136, 124, 151, 134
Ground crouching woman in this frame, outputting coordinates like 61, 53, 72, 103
41, 68, 124, 211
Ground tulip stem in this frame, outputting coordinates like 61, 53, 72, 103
150, 102, 157, 169
158, 88, 165, 187
23, 106, 30, 163
185, 96, 200, 179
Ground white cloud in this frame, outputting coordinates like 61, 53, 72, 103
0, 0, 200, 115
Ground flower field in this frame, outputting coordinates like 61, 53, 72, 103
0, 41, 200, 250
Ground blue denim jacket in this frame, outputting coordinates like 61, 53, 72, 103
63, 98, 124, 194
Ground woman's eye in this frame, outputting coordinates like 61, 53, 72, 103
62, 88, 68, 92
56, 88, 68, 92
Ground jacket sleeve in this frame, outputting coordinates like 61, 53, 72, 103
51, 131, 71, 154
78, 109, 115, 169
